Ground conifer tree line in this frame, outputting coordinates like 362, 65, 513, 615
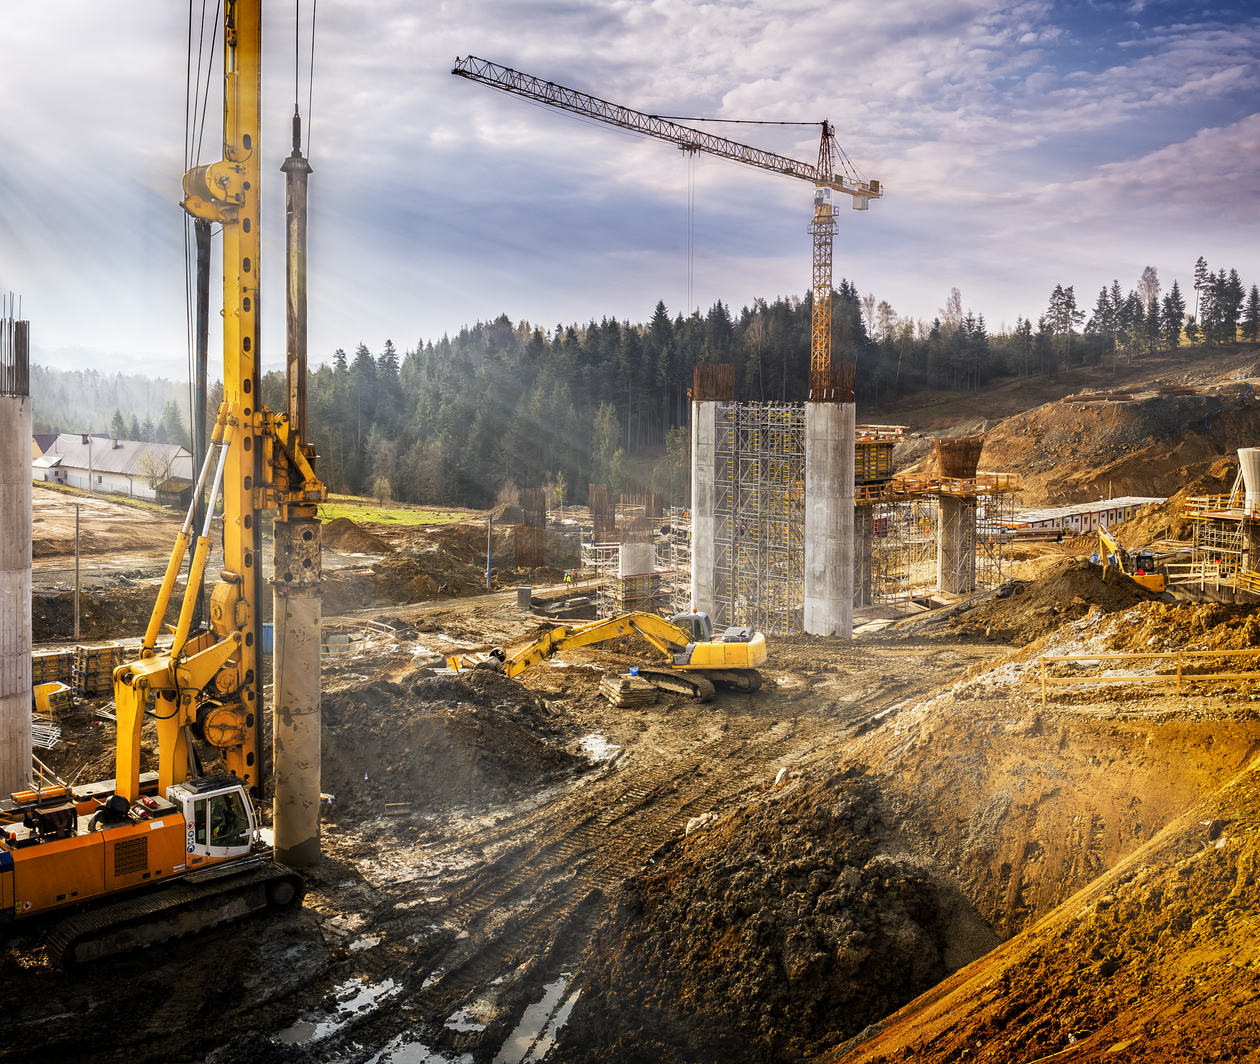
33, 260, 1260, 510
273, 260, 1255, 509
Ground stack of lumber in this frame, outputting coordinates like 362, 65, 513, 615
600, 674, 658, 707
73, 643, 124, 697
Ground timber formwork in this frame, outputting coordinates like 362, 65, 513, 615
712, 402, 806, 635
857, 473, 1021, 603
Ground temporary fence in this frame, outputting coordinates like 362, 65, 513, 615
1038, 646, 1260, 705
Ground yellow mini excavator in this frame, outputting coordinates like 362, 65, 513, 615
1097, 522, 1165, 593
449, 610, 767, 701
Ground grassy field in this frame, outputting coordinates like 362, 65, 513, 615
318, 494, 474, 528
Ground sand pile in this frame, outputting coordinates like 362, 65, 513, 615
557, 768, 995, 1064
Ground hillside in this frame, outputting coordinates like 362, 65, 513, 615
887, 344, 1260, 505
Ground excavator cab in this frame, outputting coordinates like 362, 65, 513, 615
670, 611, 713, 644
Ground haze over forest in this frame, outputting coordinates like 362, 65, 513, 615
32, 263, 1260, 510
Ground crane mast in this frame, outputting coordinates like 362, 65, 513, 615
451, 55, 881, 391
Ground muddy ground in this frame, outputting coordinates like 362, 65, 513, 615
12, 368, 1260, 1064
9, 556, 1260, 1063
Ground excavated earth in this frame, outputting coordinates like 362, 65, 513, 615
12, 347, 1260, 1063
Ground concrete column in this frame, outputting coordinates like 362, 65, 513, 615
272, 129, 322, 867
619, 542, 655, 577
1, 382, 32, 793
272, 518, 321, 866
690, 400, 717, 616
804, 401, 854, 636
937, 495, 978, 594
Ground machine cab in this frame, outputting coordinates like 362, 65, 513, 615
168, 774, 257, 863
671, 611, 714, 643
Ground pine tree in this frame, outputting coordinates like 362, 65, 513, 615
110, 409, 126, 440
1243, 284, 1260, 343
1193, 256, 1209, 321
1161, 281, 1186, 350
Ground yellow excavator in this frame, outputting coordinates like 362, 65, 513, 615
1, 0, 324, 965
449, 611, 767, 701
1097, 522, 1165, 593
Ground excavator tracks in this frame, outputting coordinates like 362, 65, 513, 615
44, 859, 304, 967
636, 669, 716, 701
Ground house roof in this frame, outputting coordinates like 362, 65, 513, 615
37, 433, 191, 478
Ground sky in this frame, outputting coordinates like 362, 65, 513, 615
1, 0, 1258, 384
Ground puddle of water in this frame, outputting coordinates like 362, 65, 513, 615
349, 933, 381, 951
493, 974, 580, 1064
272, 975, 399, 1045
421, 967, 446, 990
443, 1007, 486, 1033
368, 1033, 473, 1064
575, 734, 621, 763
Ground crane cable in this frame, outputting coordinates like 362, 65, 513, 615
296, 0, 319, 153
183, 1, 220, 456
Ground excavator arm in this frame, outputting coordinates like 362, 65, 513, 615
497, 612, 689, 677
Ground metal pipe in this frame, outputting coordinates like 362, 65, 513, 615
192, 218, 212, 629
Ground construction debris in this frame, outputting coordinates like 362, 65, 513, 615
599, 674, 658, 707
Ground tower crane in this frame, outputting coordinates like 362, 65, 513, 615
451, 55, 881, 397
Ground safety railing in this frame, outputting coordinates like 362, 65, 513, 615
1038, 647, 1260, 705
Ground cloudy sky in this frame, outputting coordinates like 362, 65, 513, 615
1, 1, 1258, 382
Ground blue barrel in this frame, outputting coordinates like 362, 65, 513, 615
262, 622, 274, 654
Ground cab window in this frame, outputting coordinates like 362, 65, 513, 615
209, 792, 249, 848
194, 799, 208, 846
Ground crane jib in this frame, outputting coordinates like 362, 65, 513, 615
451, 55, 877, 200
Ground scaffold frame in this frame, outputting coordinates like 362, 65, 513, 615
712, 402, 806, 634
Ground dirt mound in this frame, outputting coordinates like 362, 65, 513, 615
322, 517, 391, 554
320, 668, 582, 816
922, 557, 1162, 645
557, 769, 995, 1064
980, 388, 1260, 505
369, 548, 488, 601
490, 502, 524, 524
833, 758, 1260, 1064
32, 585, 162, 642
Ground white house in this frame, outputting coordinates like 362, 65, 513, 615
32, 433, 193, 502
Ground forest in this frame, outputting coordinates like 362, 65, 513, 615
34, 266, 1260, 511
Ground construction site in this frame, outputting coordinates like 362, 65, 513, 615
5, 5, 1260, 1064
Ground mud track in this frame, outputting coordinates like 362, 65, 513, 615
208, 638, 993, 1064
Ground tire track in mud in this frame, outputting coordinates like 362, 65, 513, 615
269, 650, 987, 1063
307, 690, 924, 1063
